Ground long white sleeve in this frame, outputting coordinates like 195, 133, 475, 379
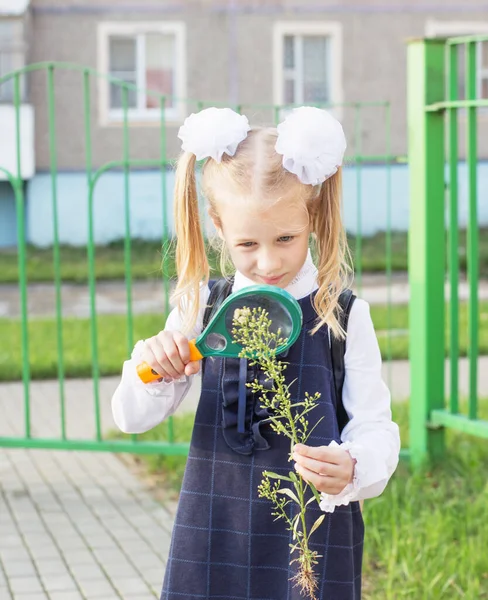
111, 286, 209, 434
319, 299, 401, 511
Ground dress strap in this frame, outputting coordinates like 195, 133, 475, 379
331, 289, 356, 433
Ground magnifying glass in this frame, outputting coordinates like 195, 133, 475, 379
136, 285, 303, 384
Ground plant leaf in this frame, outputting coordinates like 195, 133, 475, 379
277, 487, 301, 504
288, 471, 299, 483
263, 471, 293, 482
309, 514, 326, 538
291, 513, 300, 540
309, 482, 322, 505
303, 416, 325, 442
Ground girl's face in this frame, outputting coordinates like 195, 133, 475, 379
213, 199, 311, 289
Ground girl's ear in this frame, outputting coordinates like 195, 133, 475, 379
307, 199, 317, 234
208, 209, 224, 240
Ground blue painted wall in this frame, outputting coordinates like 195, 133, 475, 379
26, 165, 412, 246
1, 163, 487, 248
0, 181, 19, 247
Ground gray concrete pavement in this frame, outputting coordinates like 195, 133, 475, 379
0, 379, 177, 600
2, 274, 488, 318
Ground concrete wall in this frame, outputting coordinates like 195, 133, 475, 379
2, 1, 488, 248
25, 0, 488, 169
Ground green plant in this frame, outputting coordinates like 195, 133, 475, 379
232, 307, 325, 599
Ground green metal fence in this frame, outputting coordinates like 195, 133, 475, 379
0, 62, 399, 454
408, 36, 488, 467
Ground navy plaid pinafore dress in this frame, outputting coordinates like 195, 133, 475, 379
160, 292, 364, 600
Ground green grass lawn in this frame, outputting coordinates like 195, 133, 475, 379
0, 239, 220, 283
1, 301, 487, 382
0, 313, 162, 381
2, 228, 488, 283
113, 401, 488, 599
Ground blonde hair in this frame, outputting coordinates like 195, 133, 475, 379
171, 127, 352, 339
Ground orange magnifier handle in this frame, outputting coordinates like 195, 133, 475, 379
136, 339, 203, 384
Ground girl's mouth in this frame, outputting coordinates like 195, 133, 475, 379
260, 274, 284, 285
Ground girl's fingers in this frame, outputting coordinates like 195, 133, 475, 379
159, 333, 187, 376
141, 342, 171, 379
173, 331, 191, 365
292, 453, 342, 478
293, 443, 343, 465
145, 338, 180, 379
294, 463, 346, 495
184, 361, 201, 376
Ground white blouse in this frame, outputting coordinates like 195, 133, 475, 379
112, 251, 401, 512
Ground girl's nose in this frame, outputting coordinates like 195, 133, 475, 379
257, 250, 281, 274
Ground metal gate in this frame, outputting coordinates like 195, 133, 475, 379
0, 62, 399, 454
408, 36, 488, 466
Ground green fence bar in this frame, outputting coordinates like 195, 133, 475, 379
430, 411, 488, 439
159, 97, 174, 443
121, 86, 138, 446
0, 437, 191, 454
161, 103, 173, 477
160, 96, 171, 316
354, 104, 363, 294
14, 71, 31, 438
426, 98, 488, 111
83, 69, 102, 442
466, 41, 479, 420
47, 64, 67, 438
447, 34, 488, 46
273, 105, 280, 125
122, 86, 134, 356
385, 103, 393, 385
407, 39, 446, 466
448, 44, 460, 415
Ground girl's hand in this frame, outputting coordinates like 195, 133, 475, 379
292, 443, 356, 495
140, 331, 201, 381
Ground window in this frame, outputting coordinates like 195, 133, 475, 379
426, 21, 488, 102
0, 20, 26, 103
98, 22, 186, 124
274, 22, 342, 114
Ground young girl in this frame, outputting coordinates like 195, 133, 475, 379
112, 106, 400, 600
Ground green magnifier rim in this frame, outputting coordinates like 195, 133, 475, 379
195, 284, 303, 358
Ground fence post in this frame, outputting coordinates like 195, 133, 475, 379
407, 38, 446, 467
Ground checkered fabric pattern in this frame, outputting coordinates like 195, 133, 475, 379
160, 295, 363, 600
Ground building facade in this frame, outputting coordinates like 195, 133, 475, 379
1, 0, 487, 246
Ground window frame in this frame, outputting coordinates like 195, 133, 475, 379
97, 21, 186, 126
273, 21, 343, 117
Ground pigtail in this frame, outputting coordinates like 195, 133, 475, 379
171, 151, 210, 335
311, 168, 353, 338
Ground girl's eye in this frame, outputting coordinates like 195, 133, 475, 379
240, 241, 256, 248
278, 236, 294, 243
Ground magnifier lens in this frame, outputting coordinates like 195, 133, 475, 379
224, 294, 293, 340
205, 332, 227, 351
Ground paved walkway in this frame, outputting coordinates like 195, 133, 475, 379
2, 274, 488, 318
0, 378, 179, 600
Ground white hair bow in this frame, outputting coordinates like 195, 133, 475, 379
275, 106, 347, 186
177, 107, 250, 163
